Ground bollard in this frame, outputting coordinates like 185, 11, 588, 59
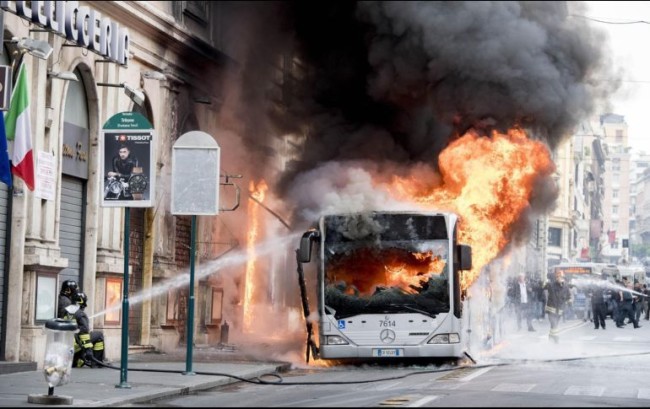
28, 318, 78, 405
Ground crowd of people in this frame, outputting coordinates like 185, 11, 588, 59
507, 271, 649, 343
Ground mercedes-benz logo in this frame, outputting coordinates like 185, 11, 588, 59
380, 329, 396, 344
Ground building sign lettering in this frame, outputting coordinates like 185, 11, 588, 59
76, 141, 87, 161
62, 141, 87, 161
62, 143, 74, 158
0, 1, 130, 66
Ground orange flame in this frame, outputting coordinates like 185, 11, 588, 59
326, 247, 447, 296
387, 128, 554, 290
243, 180, 268, 331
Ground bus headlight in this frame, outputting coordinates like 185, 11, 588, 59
428, 333, 460, 344
326, 335, 349, 345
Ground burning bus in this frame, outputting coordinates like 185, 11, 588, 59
297, 210, 473, 362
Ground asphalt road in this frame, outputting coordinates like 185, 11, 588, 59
120, 316, 650, 407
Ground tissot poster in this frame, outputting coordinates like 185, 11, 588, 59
100, 112, 155, 208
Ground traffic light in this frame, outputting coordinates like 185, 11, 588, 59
622, 239, 629, 248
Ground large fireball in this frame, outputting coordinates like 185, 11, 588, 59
387, 128, 555, 290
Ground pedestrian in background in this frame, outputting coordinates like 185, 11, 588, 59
508, 273, 536, 332
585, 288, 593, 323
590, 276, 608, 330
633, 281, 644, 324
643, 284, 650, 321
611, 280, 623, 325
532, 278, 545, 321
563, 283, 577, 321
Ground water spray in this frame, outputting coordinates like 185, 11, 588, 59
90, 232, 302, 320
570, 277, 647, 298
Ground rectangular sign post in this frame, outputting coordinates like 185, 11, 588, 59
171, 131, 220, 375
100, 126, 155, 208
101, 112, 155, 389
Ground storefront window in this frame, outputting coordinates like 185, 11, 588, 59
167, 289, 180, 323
105, 278, 122, 324
548, 227, 562, 247
36, 274, 57, 322
205, 288, 223, 325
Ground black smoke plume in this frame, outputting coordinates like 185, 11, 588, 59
220, 1, 619, 225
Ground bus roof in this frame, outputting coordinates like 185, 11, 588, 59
617, 265, 645, 273
553, 262, 618, 270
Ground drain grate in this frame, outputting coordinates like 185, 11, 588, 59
378, 396, 412, 406
437, 367, 480, 381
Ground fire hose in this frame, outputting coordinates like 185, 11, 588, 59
296, 249, 319, 363
84, 350, 650, 386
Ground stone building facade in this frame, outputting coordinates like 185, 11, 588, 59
0, 1, 280, 366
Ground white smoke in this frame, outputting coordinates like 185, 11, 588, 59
287, 161, 431, 225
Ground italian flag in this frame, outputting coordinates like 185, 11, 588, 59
4, 62, 34, 191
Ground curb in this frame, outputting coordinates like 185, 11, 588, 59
94, 362, 292, 407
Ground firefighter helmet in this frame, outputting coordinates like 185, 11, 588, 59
61, 280, 79, 296
73, 292, 88, 309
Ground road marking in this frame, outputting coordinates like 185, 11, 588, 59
564, 386, 605, 396
376, 382, 403, 391
557, 321, 587, 334
613, 337, 633, 342
459, 366, 493, 382
432, 383, 462, 390
406, 382, 427, 390
408, 396, 439, 407
492, 383, 535, 393
579, 336, 596, 341
638, 389, 650, 400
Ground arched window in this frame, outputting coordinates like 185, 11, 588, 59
59, 67, 89, 286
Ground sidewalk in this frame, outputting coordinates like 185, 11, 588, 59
0, 346, 293, 407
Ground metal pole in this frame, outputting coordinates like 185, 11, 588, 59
184, 215, 196, 375
0, 10, 4, 55
116, 208, 131, 388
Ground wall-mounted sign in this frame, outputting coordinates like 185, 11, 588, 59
100, 112, 155, 208
61, 121, 89, 179
0, 1, 130, 66
0, 65, 11, 111
35, 150, 55, 200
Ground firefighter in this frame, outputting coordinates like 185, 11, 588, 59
57, 280, 79, 319
68, 292, 106, 368
543, 270, 571, 343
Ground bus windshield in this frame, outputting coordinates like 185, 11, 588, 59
322, 213, 451, 320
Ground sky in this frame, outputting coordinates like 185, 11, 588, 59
581, 1, 650, 154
